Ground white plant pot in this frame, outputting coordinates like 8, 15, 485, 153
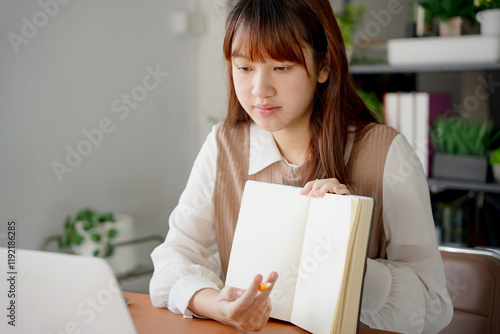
439, 17, 463, 37
477, 9, 500, 37
72, 214, 139, 275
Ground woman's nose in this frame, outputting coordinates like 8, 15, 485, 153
251, 71, 276, 99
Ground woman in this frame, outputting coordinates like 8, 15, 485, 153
150, 0, 453, 333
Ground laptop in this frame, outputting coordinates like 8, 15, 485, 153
0, 247, 137, 334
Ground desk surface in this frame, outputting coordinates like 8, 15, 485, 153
123, 292, 399, 334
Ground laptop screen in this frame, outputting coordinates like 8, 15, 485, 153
0, 248, 137, 334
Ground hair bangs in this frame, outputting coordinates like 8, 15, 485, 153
224, 1, 309, 69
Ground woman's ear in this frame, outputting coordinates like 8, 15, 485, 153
317, 66, 329, 84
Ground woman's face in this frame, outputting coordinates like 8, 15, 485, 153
231, 35, 328, 135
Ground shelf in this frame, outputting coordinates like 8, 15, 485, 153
428, 178, 500, 194
41, 234, 164, 282
116, 264, 155, 282
350, 62, 500, 74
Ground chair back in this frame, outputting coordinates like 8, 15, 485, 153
439, 246, 500, 334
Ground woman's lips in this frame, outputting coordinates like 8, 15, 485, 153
255, 105, 281, 116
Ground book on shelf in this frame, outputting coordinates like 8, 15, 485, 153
225, 180, 375, 334
383, 92, 451, 177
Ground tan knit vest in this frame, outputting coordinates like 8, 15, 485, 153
213, 122, 398, 279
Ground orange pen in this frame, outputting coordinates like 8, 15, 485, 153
243, 282, 272, 293
258, 283, 272, 291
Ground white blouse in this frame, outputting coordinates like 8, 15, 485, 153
150, 123, 453, 334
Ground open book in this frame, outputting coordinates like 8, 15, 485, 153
225, 181, 374, 334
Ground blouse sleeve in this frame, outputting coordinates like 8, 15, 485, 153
149, 126, 223, 318
359, 134, 453, 334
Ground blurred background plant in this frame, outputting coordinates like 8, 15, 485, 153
474, 0, 500, 10
490, 147, 500, 165
356, 89, 383, 124
489, 147, 500, 183
430, 116, 500, 156
335, 3, 366, 59
421, 0, 478, 23
58, 208, 117, 258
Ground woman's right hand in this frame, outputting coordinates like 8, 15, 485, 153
214, 271, 278, 332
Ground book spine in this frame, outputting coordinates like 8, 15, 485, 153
383, 91, 452, 177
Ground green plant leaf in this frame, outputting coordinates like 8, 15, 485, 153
430, 116, 498, 156
490, 148, 500, 164
74, 234, 84, 246
489, 128, 500, 147
104, 246, 114, 258
60, 208, 119, 252
421, 0, 477, 20
64, 224, 75, 235
100, 213, 115, 222
93, 249, 100, 257
357, 89, 383, 123
336, 3, 365, 50
108, 229, 118, 239
91, 233, 101, 243
475, 0, 500, 10
90, 214, 99, 227
77, 208, 92, 222
82, 221, 93, 231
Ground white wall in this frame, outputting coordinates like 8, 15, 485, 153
197, 0, 229, 144
0, 0, 200, 252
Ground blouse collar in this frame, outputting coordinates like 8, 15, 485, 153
248, 123, 301, 175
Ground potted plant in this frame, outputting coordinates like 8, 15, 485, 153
58, 208, 138, 274
59, 208, 117, 257
475, 0, 500, 36
421, 0, 477, 36
430, 116, 500, 182
490, 147, 500, 183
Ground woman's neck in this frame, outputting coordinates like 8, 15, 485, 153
272, 126, 310, 166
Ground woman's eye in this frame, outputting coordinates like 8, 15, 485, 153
275, 66, 291, 72
237, 67, 251, 72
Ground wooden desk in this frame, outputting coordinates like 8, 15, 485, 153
123, 292, 399, 334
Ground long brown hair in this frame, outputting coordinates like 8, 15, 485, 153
223, 0, 377, 186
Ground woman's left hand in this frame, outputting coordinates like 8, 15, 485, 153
300, 178, 351, 197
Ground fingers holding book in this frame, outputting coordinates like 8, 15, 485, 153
300, 178, 351, 197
